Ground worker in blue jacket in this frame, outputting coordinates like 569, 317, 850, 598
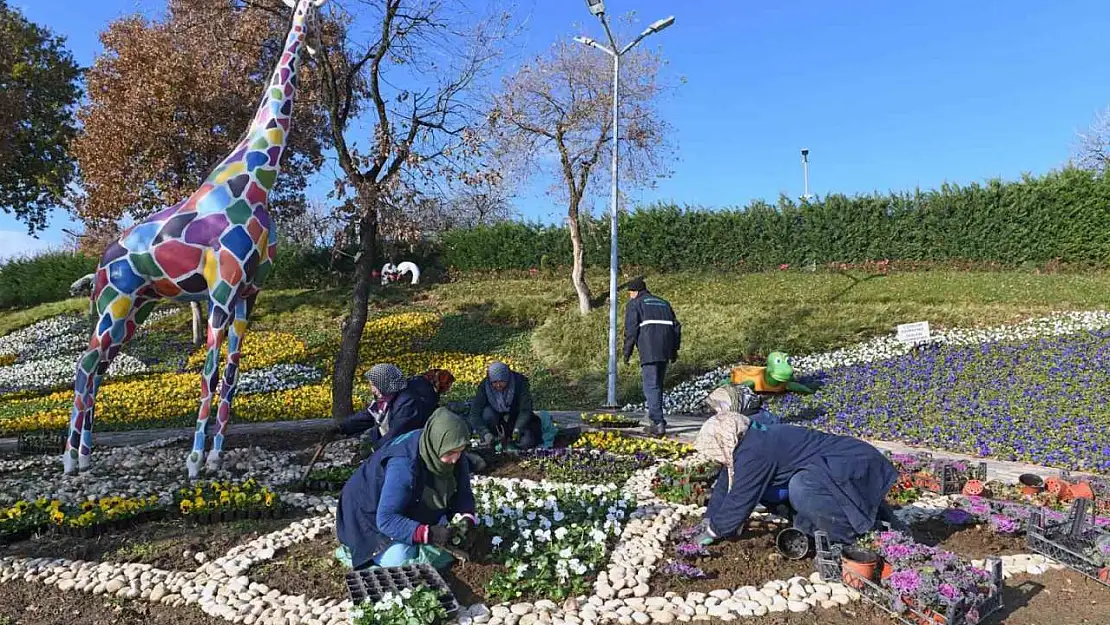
469, 361, 541, 450
335, 363, 440, 458
691, 408, 898, 546
623, 278, 681, 437
335, 408, 477, 570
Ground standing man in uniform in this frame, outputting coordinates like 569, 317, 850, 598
623, 277, 681, 436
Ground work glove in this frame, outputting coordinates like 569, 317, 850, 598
458, 513, 478, 527
427, 524, 457, 547
481, 432, 495, 446
511, 428, 522, 443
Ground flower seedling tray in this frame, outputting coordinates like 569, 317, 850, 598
815, 532, 1004, 625
890, 452, 987, 495
1027, 498, 1110, 587
16, 431, 67, 455
181, 505, 284, 525
345, 563, 458, 616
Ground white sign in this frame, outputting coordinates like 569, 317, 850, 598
896, 321, 931, 345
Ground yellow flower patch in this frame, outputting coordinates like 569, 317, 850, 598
572, 430, 694, 460
185, 331, 307, 371
237, 383, 334, 422
358, 311, 442, 362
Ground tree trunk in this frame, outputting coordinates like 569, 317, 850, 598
331, 192, 379, 422
567, 195, 593, 315
190, 302, 203, 346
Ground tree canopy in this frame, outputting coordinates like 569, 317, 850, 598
0, 0, 82, 233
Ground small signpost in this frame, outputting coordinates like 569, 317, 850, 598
896, 321, 931, 346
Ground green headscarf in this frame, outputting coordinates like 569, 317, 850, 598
418, 408, 471, 509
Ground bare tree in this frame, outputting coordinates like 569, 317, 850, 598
312, 0, 516, 420
1074, 105, 1110, 173
489, 16, 676, 314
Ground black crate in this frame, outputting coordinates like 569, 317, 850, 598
1027, 498, 1110, 587
345, 563, 459, 615
815, 532, 1004, 625
886, 451, 987, 495
16, 431, 66, 455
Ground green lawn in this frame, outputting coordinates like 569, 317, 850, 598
3, 269, 1108, 409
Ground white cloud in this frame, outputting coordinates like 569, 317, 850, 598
0, 230, 57, 263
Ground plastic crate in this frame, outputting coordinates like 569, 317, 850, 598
16, 431, 66, 455
345, 563, 459, 615
1027, 498, 1110, 587
815, 532, 1004, 625
887, 451, 987, 495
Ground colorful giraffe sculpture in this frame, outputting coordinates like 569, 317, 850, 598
64, 0, 326, 478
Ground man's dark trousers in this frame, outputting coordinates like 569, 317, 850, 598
641, 361, 668, 426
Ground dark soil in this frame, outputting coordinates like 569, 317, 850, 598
910, 518, 1027, 559
443, 558, 507, 607
481, 456, 547, 481
0, 578, 228, 625
650, 519, 815, 595
703, 570, 1110, 624
0, 515, 301, 569
252, 535, 348, 601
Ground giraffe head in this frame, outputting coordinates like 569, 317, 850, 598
282, 0, 326, 56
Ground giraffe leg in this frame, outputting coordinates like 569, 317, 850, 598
63, 296, 146, 474
206, 294, 255, 470
187, 299, 233, 479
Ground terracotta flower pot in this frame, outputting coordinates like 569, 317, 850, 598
962, 479, 986, 497
1019, 473, 1044, 496
840, 547, 878, 589
880, 560, 895, 580
1069, 481, 1094, 501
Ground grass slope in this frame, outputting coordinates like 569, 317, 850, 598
2, 269, 1107, 411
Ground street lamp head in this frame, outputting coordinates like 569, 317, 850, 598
801, 148, 809, 159
585, 0, 605, 16
647, 16, 676, 33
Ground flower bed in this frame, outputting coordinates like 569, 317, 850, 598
303, 465, 356, 492
571, 430, 694, 460
466, 478, 632, 602
820, 530, 1004, 625
184, 331, 308, 372
0, 499, 53, 544
772, 330, 1110, 472
47, 495, 165, 538
514, 448, 652, 486
650, 461, 720, 506
175, 479, 281, 523
581, 412, 641, 429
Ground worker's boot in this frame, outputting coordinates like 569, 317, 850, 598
643, 423, 666, 437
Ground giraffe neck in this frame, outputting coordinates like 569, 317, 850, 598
204, 9, 309, 192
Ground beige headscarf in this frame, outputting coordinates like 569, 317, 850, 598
694, 387, 753, 490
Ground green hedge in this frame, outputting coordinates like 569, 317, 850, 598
0, 242, 445, 309
0, 251, 97, 308
441, 168, 1110, 271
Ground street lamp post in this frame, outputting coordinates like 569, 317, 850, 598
800, 148, 812, 202
574, 1, 675, 409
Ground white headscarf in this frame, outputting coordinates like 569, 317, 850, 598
694, 388, 753, 490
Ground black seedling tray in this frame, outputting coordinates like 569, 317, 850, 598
815, 532, 1004, 625
345, 563, 459, 615
16, 431, 67, 455
1027, 498, 1110, 587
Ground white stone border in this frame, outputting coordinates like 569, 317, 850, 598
0, 449, 1074, 625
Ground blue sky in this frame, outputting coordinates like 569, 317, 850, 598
4, 0, 1110, 260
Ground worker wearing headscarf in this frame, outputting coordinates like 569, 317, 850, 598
336, 363, 441, 458
469, 361, 541, 450
691, 400, 898, 546
335, 408, 477, 570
